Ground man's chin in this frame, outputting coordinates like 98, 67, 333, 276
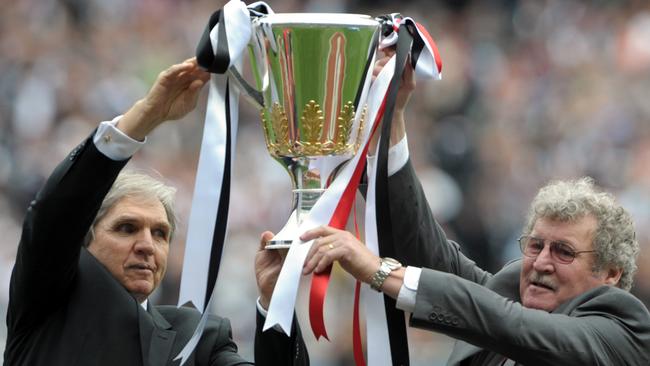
522, 292, 557, 312
125, 281, 154, 301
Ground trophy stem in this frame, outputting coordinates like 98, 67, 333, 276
265, 188, 326, 249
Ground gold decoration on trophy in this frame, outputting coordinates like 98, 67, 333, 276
300, 100, 324, 155
354, 105, 367, 152
262, 103, 291, 156
260, 112, 271, 150
262, 101, 367, 157
334, 101, 355, 154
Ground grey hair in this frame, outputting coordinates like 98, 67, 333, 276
83, 171, 178, 247
523, 177, 638, 291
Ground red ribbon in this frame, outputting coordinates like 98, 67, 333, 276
308, 154, 367, 340
415, 22, 443, 74
308, 97, 388, 350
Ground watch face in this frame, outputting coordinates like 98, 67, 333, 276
383, 257, 402, 270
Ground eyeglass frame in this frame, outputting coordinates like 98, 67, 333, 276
518, 235, 597, 264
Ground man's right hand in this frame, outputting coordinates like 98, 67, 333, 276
255, 231, 286, 310
118, 57, 210, 141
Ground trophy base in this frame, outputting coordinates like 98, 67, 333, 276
265, 209, 300, 250
264, 240, 293, 250
264, 189, 326, 250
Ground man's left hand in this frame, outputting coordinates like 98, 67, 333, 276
301, 226, 380, 284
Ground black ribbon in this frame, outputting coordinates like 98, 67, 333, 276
353, 32, 380, 110
196, 9, 230, 74
194, 8, 237, 309
196, 4, 271, 74
374, 24, 414, 366
202, 80, 232, 309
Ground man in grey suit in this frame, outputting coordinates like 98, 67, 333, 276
298, 61, 650, 364
4, 58, 305, 365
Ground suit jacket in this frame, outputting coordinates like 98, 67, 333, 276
3, 133, 293, 365
388, 160, 650, 365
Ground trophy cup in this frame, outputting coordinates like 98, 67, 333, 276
231, 13, 380, 248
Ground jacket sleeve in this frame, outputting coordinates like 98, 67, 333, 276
7, 133, 128, 334
411, 268, 650, 366
254, 310, 309, 366
387, 160, 491, 284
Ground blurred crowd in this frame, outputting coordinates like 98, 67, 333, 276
2, 0, 650, 365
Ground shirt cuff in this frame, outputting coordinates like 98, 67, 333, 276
366, 136, 409, 177
256, 297, 286, 332
256, 296, 269, 317
395, 266, 422, 313
94, 115, 146, 161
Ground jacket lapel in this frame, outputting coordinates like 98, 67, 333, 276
139, 303, 177, 366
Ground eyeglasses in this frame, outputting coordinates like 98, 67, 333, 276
518, 235, 596, 264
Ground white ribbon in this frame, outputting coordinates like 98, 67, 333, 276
174, 285, 218, 364
175, 1, 251, 363
405, 17, 442, 80
178, 0, 250, 314
363, 56, 397, 366
178, 74, 228, 311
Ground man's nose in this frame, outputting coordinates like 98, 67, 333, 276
133, 229, 155, 255
532, 244, 555, 273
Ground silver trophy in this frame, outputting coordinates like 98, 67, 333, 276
230, 13, 380, 248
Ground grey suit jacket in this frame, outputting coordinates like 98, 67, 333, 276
388, 160, 650, 365
4, 134, 254, 365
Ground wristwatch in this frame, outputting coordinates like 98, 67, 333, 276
370, 257, 402, 292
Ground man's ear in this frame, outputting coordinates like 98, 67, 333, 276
83, 228, 95, 248
603, 267, 622, 286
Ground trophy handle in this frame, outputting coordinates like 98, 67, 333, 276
227, 66, 264, 109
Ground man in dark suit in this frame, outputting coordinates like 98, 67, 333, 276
296, 62, 650, 364
4, 58, 305, 366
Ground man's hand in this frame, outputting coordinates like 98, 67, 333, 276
373, 49, 416, 116
255, 231, 286, 310
118, 58, 210, 140
301, 226, 380, 283
301, 226, 406, 298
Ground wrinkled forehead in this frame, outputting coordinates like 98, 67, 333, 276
531, 215, 598, 246
104, 195, 169, 223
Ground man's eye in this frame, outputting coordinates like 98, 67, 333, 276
116, 223, 136, 233
554, 243, 575, 259
529, 239, 544, 252
153, 229, 168, 240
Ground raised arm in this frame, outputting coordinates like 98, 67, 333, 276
388, 160, 491, 284
7, 58, 209, 333
370, 51, 490, 283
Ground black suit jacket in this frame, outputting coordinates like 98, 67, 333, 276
3, 134, 265, 365
389, 160, 650, 365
